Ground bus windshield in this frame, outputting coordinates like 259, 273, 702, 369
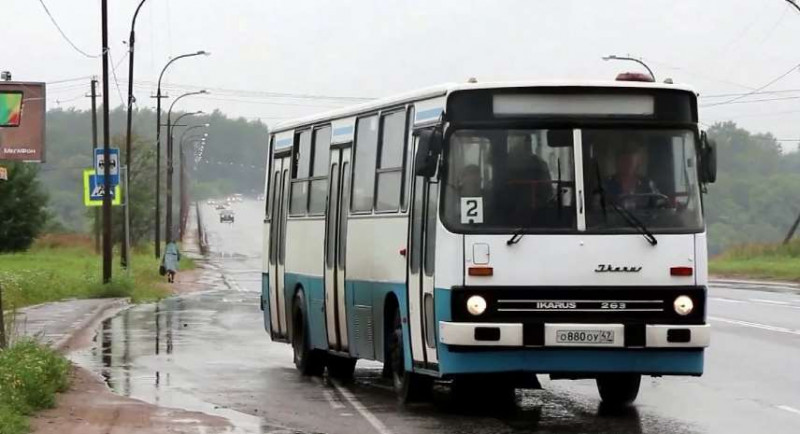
442, 128, 703, 233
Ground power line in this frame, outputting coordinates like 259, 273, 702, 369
702, 62, 800, 107
108, 50, 126, 106
36, 0, 100, 59
786, 0, 800, 14
128, 79, 375, 102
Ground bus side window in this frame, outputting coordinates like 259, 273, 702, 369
352, 115, 379, 212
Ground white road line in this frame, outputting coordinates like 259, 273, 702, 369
709, 316, 800, 336
750, 298, 790, 305
709, 297, 745, 304
322, 389, 346, 409
331, 380, 393, 434
778, 405, 800, 416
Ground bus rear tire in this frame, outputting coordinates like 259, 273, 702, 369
292, 291, 324, 376
596, 373, 641, 407
327, 355, 357, 380
389, 306, 431, 403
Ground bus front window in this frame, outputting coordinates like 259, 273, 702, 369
443, 129, 576, 232
582, 129, 703, 233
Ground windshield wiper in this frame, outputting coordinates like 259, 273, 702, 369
609, 201, 658, 246
593, 160, 656, 246
506, 227, 524, 245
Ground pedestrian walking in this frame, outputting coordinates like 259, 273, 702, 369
163, 241, 181, 283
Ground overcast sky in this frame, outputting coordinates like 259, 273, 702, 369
4, 0, 800, 150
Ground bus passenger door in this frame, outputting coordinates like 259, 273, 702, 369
268, 156, 290, 340
407, 137, 439, 368
324, 146, 351, 352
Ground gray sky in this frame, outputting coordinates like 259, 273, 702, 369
5, 0, 800, 150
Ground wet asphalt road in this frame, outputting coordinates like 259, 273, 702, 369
71, 200, 800, 434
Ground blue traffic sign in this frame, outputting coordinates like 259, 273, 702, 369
94, 148, 120, 185
88, 173, 117, 201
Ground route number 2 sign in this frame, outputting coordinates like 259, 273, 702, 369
460, 197, 484, 224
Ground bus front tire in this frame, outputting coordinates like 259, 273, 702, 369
389, 306, 431, 403
292, 291, 324, 376
596, 373, 641, 407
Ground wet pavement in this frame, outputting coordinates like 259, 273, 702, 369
71, 200, 800, 434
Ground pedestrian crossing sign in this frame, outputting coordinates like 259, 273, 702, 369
83, 168, 121, 207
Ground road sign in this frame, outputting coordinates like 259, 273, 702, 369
94, 148, 120, 185
83, 168, 120, 207
0, 166, 7, 181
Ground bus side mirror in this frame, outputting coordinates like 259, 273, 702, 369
414, 128, 443, 178
700, 136, 717, 184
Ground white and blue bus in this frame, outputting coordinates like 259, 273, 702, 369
261, 76, 717, 406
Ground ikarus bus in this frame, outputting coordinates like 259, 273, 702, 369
261, 75, 717, 406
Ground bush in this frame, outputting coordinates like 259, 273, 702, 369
0, 340, 71, 434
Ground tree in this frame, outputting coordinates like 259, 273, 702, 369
0, 162, 49, 252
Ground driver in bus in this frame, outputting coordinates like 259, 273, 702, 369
605, 145, 661, 210
505, 134, 553, 223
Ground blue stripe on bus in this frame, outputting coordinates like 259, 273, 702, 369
415, 107, 443, 123
276, 138, 292, 148
279, 273, 411, 368
333, 125, 354, 137
434, 288, 704, 375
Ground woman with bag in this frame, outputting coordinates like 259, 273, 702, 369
163, 241, 181, 283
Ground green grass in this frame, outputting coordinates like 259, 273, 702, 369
0, 340, 71, 434
709, 240, 800, 281
0, 234, 195, 310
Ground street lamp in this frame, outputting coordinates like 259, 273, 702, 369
121, 0, 148, 269
166, 106, 204, 244
153, 50, 209, 258
602, 54, 656, 81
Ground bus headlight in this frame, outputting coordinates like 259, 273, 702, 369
673, 295, 694, 316
466, 295, 487, 316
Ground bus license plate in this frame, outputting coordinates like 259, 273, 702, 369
556, 330, 615, 344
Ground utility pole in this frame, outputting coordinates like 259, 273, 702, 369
122, 0, 148, 269
101, 0, 112, 283
0, 282, 5, 349
88, 78, 100, 254
783, 211, 800, 245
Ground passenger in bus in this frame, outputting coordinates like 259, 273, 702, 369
456, 164, 491, 223
504, 134, 553, 224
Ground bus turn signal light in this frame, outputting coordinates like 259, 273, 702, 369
468, 266, 493, 276
670, 266, 693, 276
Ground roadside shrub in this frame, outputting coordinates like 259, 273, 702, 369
0, 404, 28, 434
87, 275, 135, 299
0, 339, 70, 416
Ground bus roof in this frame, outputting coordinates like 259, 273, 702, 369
270, 80, 697, 134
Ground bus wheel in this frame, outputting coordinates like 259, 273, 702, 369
291, 291, 324, 376
596, 373, 641, 407
327, 355, 357, 380
389, 306, 431, 403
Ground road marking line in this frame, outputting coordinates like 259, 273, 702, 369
778, 405, 800, 416
709, 316, 800, 336
750, 298, 790, 305
709, 297, 745, 303
323, 389, 346, 409
331, 380, 393, 434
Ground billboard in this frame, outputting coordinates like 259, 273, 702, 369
0, 82, 46, 162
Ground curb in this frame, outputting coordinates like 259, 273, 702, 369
52, 298, 129, 351
710, 278, 800, 295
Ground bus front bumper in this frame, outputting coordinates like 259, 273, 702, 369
439, 322, 710, 348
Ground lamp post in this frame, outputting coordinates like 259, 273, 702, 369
180, 131, 208, 239
121, 0, 148, 269
166, 102, 205, 244
602, 54, 656, 81
153, 50, 209, 258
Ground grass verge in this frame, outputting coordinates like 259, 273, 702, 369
709, 240, 800, 281
0, 340, 71, 434
0, 234, 196, 310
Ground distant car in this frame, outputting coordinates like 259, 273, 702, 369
207, 199, 216, 205
215, 203, 226, 210
256, 194, 265, 201
220, 209, 235, 223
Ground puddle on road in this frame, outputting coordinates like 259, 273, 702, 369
71, 291, 302, 434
